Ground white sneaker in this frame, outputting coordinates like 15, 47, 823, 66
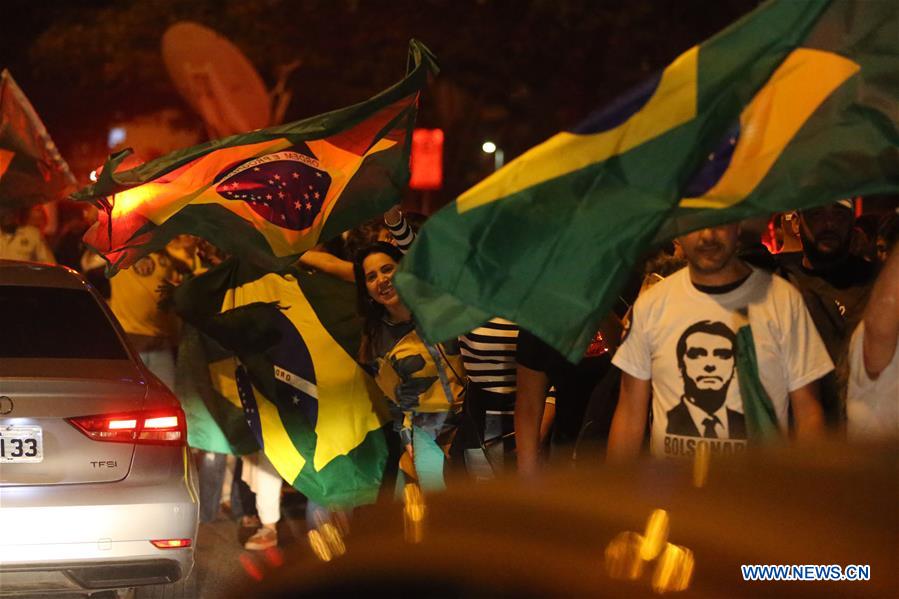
244, 526, 277, 551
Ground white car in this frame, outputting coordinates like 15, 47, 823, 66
0, 261, 198, 597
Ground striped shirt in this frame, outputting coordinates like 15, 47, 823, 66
385, 216, 521, 396
459, 318, 519, 395
385, 216, 414, 253
383, 213, 556, 406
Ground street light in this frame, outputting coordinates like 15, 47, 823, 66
482, 140, 504, 171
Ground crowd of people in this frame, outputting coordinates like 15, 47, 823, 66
306, 197, 899, 492
1, 195, 897, 551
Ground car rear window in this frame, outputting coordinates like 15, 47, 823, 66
0, 286, 129, 359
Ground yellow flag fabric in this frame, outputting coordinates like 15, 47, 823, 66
173, 258, 389, 507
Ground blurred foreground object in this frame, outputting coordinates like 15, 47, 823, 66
229, 440, 897, 597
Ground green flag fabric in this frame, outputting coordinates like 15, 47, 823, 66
174, 258, 389, 508
735, 324, 781, 441
394, 0, 899, 362
0, 69, 76, 211
174, 324, 257, 455
74, 40, 437, 275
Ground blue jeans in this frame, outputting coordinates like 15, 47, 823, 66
194, 451, 244, 523
395, 425, 448, 494
194, 450, 225, 523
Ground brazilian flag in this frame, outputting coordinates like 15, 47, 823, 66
174, 325, 257, 456
395, 0, 899, 362
174, 258, 389, 508
735, 325, 780, 441
73, 40, 436, 275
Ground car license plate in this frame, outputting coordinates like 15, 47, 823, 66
0, 425, 43, 463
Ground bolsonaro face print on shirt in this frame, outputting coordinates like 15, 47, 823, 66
665, 320, 747, 445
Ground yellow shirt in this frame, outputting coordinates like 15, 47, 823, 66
374, 327, 466, 415
109, 252, 180, 344
0, 225, 55, 263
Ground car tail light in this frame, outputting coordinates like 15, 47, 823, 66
151, 539, 192, 549
68, 407, 186, 445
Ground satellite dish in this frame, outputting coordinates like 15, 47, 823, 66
162, 22, 271, 138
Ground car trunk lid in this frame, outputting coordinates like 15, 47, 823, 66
0, 359, 146, 485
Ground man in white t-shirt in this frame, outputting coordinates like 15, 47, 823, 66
608, 223, 830, 461
847, 240, 899, 439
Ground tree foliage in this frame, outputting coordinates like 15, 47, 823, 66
6, 0, 756, 205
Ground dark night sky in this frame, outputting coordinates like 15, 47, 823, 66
1, 0, 758, 207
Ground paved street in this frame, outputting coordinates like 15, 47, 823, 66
193, 495, 307, 599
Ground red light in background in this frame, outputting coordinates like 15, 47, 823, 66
410, 128, 443, 191
762, 214, 779, 254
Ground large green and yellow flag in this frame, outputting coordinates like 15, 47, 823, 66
395, 0, 899, 362
174, 258, 389, 508
74, 40, 436, 274
174, 325, 258, 456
